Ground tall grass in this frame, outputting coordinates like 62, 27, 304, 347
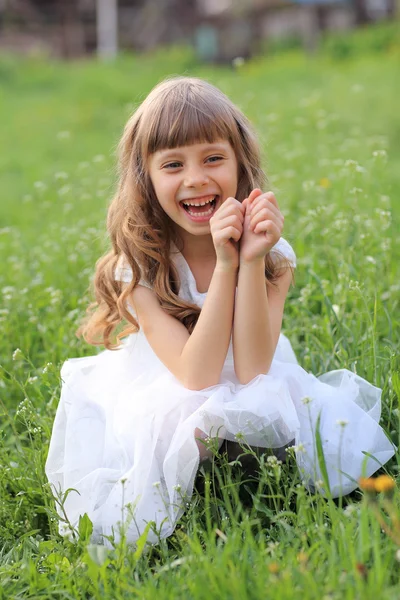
0, 25, 399, 598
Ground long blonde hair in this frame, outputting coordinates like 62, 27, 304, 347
80, 76, 291, 348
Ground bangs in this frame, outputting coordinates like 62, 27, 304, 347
144, 88, 236, 155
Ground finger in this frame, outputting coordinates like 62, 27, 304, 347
247, 188, 263, 205
265, 191, 279, 209
253, 220, 281, 238
217, 198, 244, 218
214, 226, 242, 244
249, 208, 283, 231
250, 192, 281, 216
213, 214, 243, 233
250, 202, 284, 226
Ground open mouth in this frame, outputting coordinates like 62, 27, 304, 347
180, 195, 218, 218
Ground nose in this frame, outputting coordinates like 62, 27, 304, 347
184, 164, 209, 188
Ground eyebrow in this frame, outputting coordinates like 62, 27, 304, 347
156, 143, 230, 160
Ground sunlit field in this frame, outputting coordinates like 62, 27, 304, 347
1, 24, 399, 599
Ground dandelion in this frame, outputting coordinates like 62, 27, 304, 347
297, 551, 308, 565
268, 562, 279, 574
359, 475, 395, 495
374, 475, 395, 494
319, 177, 331, 188
358, 477, 378, 501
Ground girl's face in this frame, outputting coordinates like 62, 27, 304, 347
148, 140, 238, 235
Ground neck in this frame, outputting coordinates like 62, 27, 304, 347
176, 228, 216, 262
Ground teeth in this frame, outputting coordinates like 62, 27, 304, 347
182, 196, 215, 207
187, 205, 215, 217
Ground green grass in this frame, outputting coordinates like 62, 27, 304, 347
1, 26, 400, 598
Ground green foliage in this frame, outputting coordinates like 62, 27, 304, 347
0, 34, 399, 597
321, 22, 400, 60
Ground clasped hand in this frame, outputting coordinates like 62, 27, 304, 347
209, 188, 284, 269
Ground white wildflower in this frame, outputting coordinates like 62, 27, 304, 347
232, 56, 245, 68
365, 256, 376, 264
293, 443, 306, 454
54, 171, 68, 180
12, 348, 23, 361
57, 130, 71, 140
344, 504, 357, 517
302, 396, 312, 405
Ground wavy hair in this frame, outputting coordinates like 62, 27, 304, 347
79, 76, 292, 348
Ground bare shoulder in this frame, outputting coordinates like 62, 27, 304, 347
126, 284, 160, 329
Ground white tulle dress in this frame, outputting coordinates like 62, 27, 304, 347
45, 238, 395, 545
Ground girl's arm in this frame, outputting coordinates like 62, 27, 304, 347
232, 261, 292, 384
131, 264, 237, 391
130, 197, 244, 391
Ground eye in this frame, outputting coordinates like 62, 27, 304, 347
206, 155, 223, 163
163, 161, 182, 169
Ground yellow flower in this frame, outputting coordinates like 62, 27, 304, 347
268, 562, 279, 574
297, 551, 308, 565
359, 475, 396, 496
358, 477, 377, 493
374, 475, 396, 494
319, 177, 331, 188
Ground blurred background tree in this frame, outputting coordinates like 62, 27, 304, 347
0, 0, 397, 61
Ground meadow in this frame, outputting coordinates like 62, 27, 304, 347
0, 24, 399, 598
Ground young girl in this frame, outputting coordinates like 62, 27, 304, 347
46, 76, 395, 545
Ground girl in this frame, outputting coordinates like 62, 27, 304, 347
46, 76, 395, 545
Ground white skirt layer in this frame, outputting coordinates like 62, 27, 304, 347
45, 333, 395, 545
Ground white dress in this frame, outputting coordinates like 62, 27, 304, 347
45, 238, 395, 545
